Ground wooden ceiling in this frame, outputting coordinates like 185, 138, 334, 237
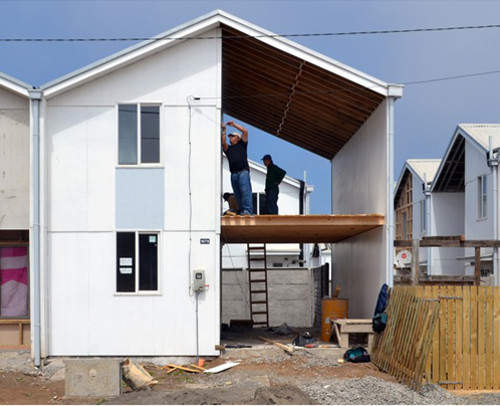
221, 214, 385, 244
221, 26, 385, 160
433, 136, 465, 193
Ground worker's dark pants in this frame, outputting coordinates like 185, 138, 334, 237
266, 189, 279, 215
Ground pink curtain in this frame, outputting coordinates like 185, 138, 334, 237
0, 247, 28, 317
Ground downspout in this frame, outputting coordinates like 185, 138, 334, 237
487, 136, 499, 285
299, 179, 305, 264
423, 174, 432, 275
386, 95, 396, 288
28, 89, 42, 368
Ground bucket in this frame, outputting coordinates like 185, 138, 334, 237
321, 297, 348, 342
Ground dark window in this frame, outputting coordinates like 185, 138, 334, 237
252, 192, 269, 215
116, 232, 135, 292
0, 246, 29, 318
118, 104, 160, 165
139, 234, 158, 291
118, 105, 138, 165
117, 232, 159, 293
141, 106, 160, 163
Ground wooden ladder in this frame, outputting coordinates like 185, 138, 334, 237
247, 243, 269, 328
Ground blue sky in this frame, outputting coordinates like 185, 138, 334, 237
2, 0, 500, 213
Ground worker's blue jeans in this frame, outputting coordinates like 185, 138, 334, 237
231, 170, 253, 215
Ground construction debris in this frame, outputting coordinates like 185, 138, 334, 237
257, 336, 294, 354
204, 362, 240, 374
122, 358, 158, 391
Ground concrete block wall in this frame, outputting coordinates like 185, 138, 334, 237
221, 267, 313, 327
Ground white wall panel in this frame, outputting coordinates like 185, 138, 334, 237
0, 88, 29, 229
332, 100, 388, 317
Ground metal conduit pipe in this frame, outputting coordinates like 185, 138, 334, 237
386, 96, 396, 287
488, 136, 499, 285
423, 173, 432, 275
28, 89, 42, 367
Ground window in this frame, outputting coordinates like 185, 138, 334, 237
118, 104, 160, 165
420, 200, 426, 234
252, 192, 269, 215
0, 246, 29, 318
478, 175, 487, 219
116, 232, 159, 293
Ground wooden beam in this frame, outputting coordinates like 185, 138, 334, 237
395, 239, 500, 248
475, 246, 481, 286
411, 239, 420, 286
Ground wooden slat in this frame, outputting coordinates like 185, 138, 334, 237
439, 286, 447, 389
471, 286, 478, 390
432, 285, 440, 383
478, 287, 486, 389
486, 286, 493, 389
455, 285, 463, 390
494, 287, 500, 389
447, 286, 455, 390
463, 285, 471, 390
424, 286, 432, 381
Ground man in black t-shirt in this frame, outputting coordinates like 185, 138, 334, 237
222, 121, 253, 215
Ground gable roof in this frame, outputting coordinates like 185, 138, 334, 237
432, 124, 500, 193
0, 71, 32, 98
394, 159, 441, 204
41, 9, 403, 160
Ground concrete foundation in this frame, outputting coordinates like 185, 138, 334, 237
64, 358, 122, 398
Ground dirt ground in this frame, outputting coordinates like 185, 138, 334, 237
0, 350, 398, 405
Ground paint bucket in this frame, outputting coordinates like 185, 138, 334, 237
321, 297, 348, 342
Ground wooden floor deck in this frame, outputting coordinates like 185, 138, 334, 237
220, 214, 384, 244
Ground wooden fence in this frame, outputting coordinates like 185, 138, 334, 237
418, 285, 500, 390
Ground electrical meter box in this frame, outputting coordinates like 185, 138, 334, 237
192, 270, 205, 292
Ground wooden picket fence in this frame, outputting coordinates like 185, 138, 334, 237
418, 285, 500, 391
371, 287, 440, 390
373, 285, 500, 391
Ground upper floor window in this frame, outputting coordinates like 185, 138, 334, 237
420, 200, 426, 235
118, 104, 160, 165
478, 175, 487, 220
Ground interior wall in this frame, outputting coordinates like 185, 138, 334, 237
331, 99, 388, 317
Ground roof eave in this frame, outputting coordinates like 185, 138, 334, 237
0, 72, 32, 98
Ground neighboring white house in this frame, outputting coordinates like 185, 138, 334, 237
393, 159, 445, 274
0, 72, 31, 347
431, 124, 500, 284
9, 10, 402, 361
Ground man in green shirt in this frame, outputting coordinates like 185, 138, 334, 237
261, 154, 286, 215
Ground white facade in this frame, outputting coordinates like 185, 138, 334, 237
0, 80, 30, 229
42, 29, 222, 356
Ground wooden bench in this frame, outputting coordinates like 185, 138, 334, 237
333, 318, 374, 351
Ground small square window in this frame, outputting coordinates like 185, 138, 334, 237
118, 104, 160, 165
117, 232, 159, 293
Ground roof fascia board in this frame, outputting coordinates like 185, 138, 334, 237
393, 164, 410, 199
41, 12, 222, 98
218, 11, 400, 97
0, 73, 31, 98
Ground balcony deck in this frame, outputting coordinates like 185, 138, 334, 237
220, 214, 385, 244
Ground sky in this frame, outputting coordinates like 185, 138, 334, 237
2, 0, 500, 214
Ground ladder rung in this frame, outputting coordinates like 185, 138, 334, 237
252, 311, 268, 315
250, 290, 267, 294
250, 279, 266, 283
249, 257, 266, 261
247, 246, 266, 250
251, 300, 267, 304
253, 322, 268, 325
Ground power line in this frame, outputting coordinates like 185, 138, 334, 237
403, 69, 500, 85
1, 23, 500, 42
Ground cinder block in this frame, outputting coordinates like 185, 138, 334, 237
64, 358, 122, 397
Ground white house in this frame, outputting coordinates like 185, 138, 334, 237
0, 72, 31, 347
18, 10, 402, 361
431, 124, 500, 284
